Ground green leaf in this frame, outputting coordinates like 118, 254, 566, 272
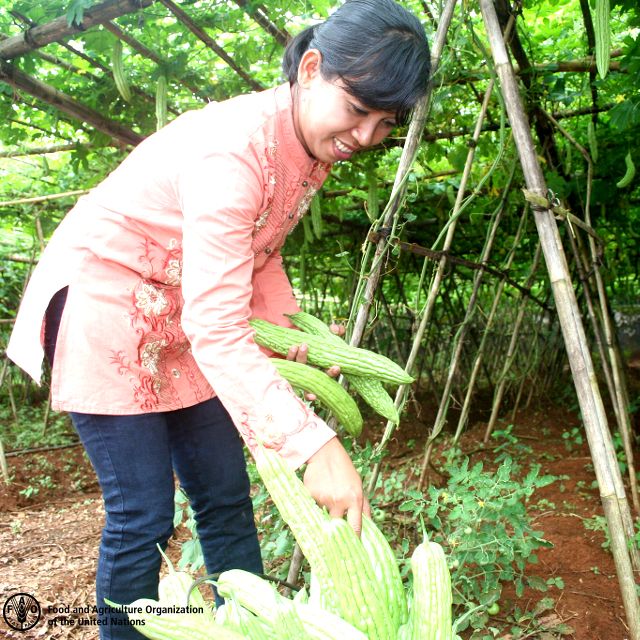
66, 0, 92, 27
527, 575, 550, 591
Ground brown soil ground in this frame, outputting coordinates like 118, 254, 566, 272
397, 400, 633, 640
1, 392, 638, 640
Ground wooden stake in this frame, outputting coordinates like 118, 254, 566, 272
543, 109, 640, 516
349, 0, 458, 350
231, 0, 290, 47
0, 189, 89, 208
417, 77, 499, 466
0, 437, 9, 484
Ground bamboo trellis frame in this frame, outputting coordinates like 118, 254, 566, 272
155, 0, 264, 92
0, 0, 638, 634
0, 60, 143, 147
0, 0, 624, 154
353, 0, 460, 489
289, 0, 460, 590
102, 20, 208, 102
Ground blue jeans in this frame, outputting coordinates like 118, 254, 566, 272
70, 397, 263, 639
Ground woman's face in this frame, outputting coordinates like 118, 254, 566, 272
293, 50, 398, 164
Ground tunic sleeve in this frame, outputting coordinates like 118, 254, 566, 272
177, 148, 335, 469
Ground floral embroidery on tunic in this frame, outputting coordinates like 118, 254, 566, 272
112, 238, 208, 410
106, 124, 330, 413
140, 339, 167, 376
134, 374, 161, 411
296, 185, 318, 221
163, 238, 183, 286
131, 282, 188, 404
135, 283, 168, 317
253, 208, 271, 235
165, 259, 182, 286
109, 350, 160, 411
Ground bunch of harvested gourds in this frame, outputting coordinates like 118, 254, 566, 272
251, 311, 414, 436
110, 444, 455, 639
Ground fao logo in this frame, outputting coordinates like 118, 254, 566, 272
3, 593, 41, 631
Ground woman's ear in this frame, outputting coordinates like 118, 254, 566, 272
297, 49, 323, 89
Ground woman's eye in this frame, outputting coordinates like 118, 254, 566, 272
350, 104, 368, 116
383, 120, 397, 128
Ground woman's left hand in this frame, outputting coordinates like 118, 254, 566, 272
303, 436, 371, 535
285, 322, 345, 398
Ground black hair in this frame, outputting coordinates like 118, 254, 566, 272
282, 0, 431, 125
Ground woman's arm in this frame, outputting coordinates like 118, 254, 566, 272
177, 147, 342, 470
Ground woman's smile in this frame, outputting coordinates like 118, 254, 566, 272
333, 137, 357, 160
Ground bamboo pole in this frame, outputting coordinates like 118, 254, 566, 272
156, 0, 264, 92
376, 11, 520, 480
0, 143, 93, 158
1, 255, 40, 265
28, 47, 102, 84
0, 0, 154, 60
525, 288, 560, 402
292, 2, 459, 581
379, 291, 405, 365
542, 109, 640, 514
348, 0, 458, 350
567, 226, 620, 429
0, 358, 11, 483
510, 292, 551, 420
0, 189, 89, 208
479, 2, 640, 636
42, 392, 52, 436
9, 9, 112, 80
419, 78, 501, 459
414, 18, 520, 485
455, 202, 529, 441
0, 436, 8, 484
581, 184, 640, 516
6, 371, 19, 423
231, 0, 290, 47
356, 0, 460, 494
483, 243, 543, 442
448, 51, 624, 87
0, 61, 143, 147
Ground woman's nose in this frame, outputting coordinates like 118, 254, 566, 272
353, 118, 379, 148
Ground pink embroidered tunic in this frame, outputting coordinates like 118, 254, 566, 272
7, 83, 336, 468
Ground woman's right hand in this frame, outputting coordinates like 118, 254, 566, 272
303, 435, 370, 536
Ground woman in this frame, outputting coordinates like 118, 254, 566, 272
8, 0, 430, 635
